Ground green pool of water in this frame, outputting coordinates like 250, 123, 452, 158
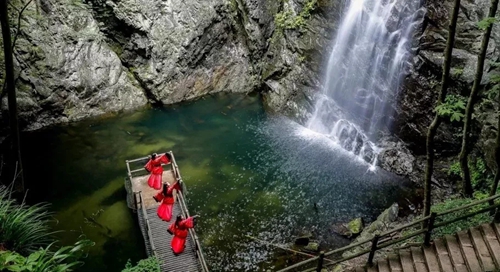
23, 93, 415, 271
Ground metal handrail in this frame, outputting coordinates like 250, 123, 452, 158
278, 193, 500, 272
177, 191, 210, 272
137, 191, 158, 257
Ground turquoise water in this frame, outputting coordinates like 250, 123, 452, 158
23, 93, 414, 271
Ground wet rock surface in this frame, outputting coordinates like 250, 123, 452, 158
2, 0, 341, 130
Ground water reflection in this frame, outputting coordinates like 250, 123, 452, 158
22, 93, 413, 271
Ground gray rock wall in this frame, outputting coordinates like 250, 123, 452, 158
3, 0, 147, 130
1, 0, 339, 130
394, 0, 500, 173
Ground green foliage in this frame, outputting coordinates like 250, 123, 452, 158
430, 194, 491, 238
122, 257, 161, 272
0, 186, 53, 255
274, 0, 317, 30
469, 157, 488, 189
435, 94, 466, 122
0, 240, 92, 272
451, 67, 464, 77
448, 161, 462, 177
446, 158, 490, 189
477, 17, 497, 30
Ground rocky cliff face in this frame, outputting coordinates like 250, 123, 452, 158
1, 0, 340, 130
2, 0, 147, 130
393, 0, 500, 177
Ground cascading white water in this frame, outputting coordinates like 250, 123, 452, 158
307, 0, 424, 165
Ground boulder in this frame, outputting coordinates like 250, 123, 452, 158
347, 218, 364, 236
342, 203, 399, 258
303, 242, 319, 253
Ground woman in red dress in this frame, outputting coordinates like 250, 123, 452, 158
144, 153, 171, 190
168, 215, 198, 255
153, 181, 182, 221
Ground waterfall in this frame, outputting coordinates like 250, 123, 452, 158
307, 0, 424, 165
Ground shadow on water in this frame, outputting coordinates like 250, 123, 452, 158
21, 93, 416, 271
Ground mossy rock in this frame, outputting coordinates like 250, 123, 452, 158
347, 217, 364, 235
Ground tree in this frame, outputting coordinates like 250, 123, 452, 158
0, 0, 25, 190
490, 104, 500, 205
459, 0, 499, 197
424, 0, 461, 224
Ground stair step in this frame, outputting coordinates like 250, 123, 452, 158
480, 223, 500, 268
434, 239, 453, 272
367, 265, 378, 272
422, 245, 440, 272
378, 259, 390, 272
399, 250, 415, 272
470, 227, 496, 271
445, 235, 469, 272
355, 267, 365, 272
457, 231, 482, 272
388, 254, 403, 272
411, 247, 429, 272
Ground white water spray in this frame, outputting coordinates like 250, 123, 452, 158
307, 0, 424, 165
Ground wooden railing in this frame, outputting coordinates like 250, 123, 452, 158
278, 194, 500, 272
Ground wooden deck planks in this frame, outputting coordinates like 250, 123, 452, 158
131, 169, 176, 209
469, 227, 495, 271
433, 239, 453, 272
481, 223, 500, 268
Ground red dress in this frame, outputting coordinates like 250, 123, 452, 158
153, 182, 181, 221
168, 217, 195, 255
144, 154, 170, 190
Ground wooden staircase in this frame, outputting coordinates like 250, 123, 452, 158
350, 223, 500, 272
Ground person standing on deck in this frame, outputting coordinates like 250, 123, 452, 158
153, 181, 182, 221
144, 152, 171, 190
168, 215, 199, 255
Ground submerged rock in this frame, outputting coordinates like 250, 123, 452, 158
303, 242, 319, 253
294, 232, 312, 246
347, 218, 364, 236
342, 203, 399, 258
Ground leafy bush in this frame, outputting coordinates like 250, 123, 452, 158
0, 240, 92, 272
435, 94, 466, 122
478, 17, 497, 30
447, 162, 461, 177
430, 194, 491, 239
274, 0, 317, 30
122, 257, 161, 272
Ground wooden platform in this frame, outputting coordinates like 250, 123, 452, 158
125, 152, 208, 272
130, 169, 177, 209
348, 222, 500, 272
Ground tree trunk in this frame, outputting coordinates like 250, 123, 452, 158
490, 107, 500, 207
424, 0, 461, 224
459, 0, 499, 198
0, 0, 25, 191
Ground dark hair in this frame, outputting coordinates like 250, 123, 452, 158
175, 215, 182, 227
151, 153, 157, 159
162, 183, 168, 195
165, 152, 172, 160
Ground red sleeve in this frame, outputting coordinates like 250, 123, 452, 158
168, 182, 181, 193
173, 182, 182, 192
167, 223, 176, 235
144, 159, 153, 172
180, 217, 195, 229
153, 192, 164, 202
160, 154, 171, 164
